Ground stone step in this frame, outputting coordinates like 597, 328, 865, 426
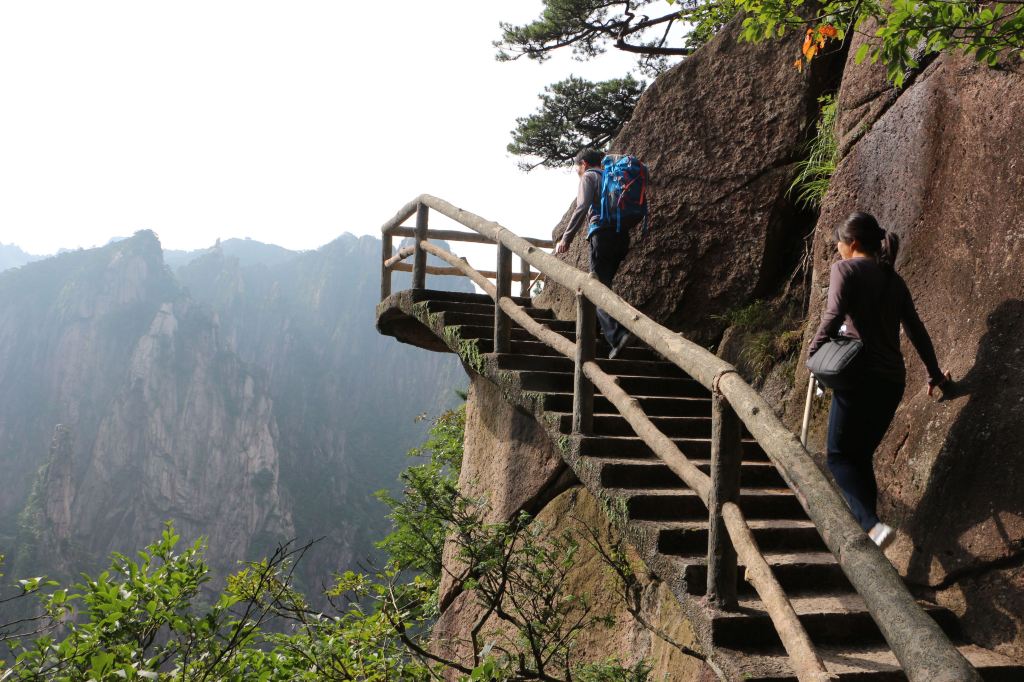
558, 413, 713, 438
495, 353, 688, 379
444, 324, 568, 343
517, 370, 708, 397
438, 310, 578, 333
577, 435, 768, 461
423, 299, 556, 320
542, 392, 710, 417
472, 338, 661, 362
718, 643, 1024, 681
453, 324, 653, 357
673, 552, 853, 598
635, 518, 825, 555
410, 289, 532, 306
621, 488, 806, 522
599, 458, 786, 490
710, 594, 961, 650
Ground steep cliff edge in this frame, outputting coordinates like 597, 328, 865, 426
432, 376, 713, 679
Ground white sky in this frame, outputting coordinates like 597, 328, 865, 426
0, 1, 648, 264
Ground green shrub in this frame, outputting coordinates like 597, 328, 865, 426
789, 95, 839, 209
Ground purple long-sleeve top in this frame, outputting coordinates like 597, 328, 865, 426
809, 257, 943, 385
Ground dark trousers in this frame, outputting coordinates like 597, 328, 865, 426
826, 379, 905, 531
588, 228, 630, 347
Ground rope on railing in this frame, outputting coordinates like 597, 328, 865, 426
379, 196, 981, 682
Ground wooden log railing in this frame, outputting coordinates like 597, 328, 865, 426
378, 196, 981, 682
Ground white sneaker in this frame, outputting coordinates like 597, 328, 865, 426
869, 523, 895, 549
608, 333, 634, 360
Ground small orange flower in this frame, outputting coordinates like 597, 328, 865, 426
819, 24, 838, 39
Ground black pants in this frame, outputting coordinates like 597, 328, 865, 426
588, 228, 630, 347
826, 378, 905, 531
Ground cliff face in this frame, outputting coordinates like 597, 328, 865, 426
797, 50, 1024, 659
2, 233, 290, 579
176, 235, 469, 583
2, 231, 467, 591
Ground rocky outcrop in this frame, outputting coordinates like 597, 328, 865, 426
537, 18, 841, 343
438, 375, 573, 608
458, 375, 570, 523
65, 298, 292, 573
799, 52, 1024, 660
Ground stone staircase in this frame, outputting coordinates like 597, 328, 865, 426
377, 288, 1024, 681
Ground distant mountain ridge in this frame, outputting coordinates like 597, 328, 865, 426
164, 237, 305, 271
0, 243, 43, 272
0, 230, 469, 593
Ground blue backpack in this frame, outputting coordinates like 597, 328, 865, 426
594, 154, 649, 233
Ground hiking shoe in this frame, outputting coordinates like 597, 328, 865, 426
869, 522, 895, 549
608, 333, 634, 360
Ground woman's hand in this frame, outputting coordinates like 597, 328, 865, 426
555, 238, 570, 255
928, 371, 953, 398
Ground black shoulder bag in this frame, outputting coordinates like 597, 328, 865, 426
806, 270, 893, 390
806, 335, 863, 389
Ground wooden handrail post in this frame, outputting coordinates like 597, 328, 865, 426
573, 292, 595, 435
412, 203, 429, 290
707, 391, 742, 610
519, 257, 531, 298
381, 234, 393, 301
494, 244, 513, 353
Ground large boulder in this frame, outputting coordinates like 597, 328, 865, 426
537, 19, 840, 343
799, 52, 1024, 660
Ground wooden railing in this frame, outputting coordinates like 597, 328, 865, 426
379, 195, 981, 682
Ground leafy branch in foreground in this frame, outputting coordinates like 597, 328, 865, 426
734, 0, 1024, 86
0, 555, 62, 663
4, 523, 318, 681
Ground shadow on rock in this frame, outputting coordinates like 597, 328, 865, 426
893, 299, 1024, 657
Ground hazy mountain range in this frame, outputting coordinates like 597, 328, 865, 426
0, 231, 468, 594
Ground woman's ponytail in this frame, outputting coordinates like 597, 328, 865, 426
879, 231, 900, 270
